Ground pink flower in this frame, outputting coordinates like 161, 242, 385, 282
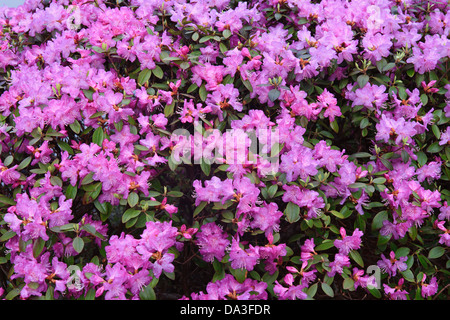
300, 238, 317, 262
421, 274, 438, 298
196, 222, 230, 263
377, 251, 408, 277
228, 237, 259, 271
334, 227, 363, 255
384, 278, 409, 300
327, 253, 350, 277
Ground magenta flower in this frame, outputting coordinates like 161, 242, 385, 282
228, 237, 259, 271
327, 253, 351, 277
196, 222, 230, 263
376, 113, 417, 145
190, 274, 267, 300
383, 278, 409, 300
250, 202, 283, 237
280, 145, 319, 182
377, 251, 408, 277
300, 238, 317, 262
151, 252, 175, 278
421, 274, 438, 298
352, 83, 388, 110
334, 227, 363, 255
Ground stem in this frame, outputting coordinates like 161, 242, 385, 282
433, 283, 450, 300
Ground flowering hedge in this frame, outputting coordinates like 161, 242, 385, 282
0, 0, 449, 300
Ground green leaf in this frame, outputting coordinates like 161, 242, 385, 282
382, 62, 395, 72
17, 156, 32, 170
64, 184, 77, 201
376, 59, 387, 73
368, 287, 381, 299
416, 151, 428, 166
45, 286, 55, 300
81, 224, 105, 240
351, 152, 372, 158
5, 288, 20, 300
371, 211, 388, 231
428, 246, 445, 259
284, 202, 300, 223
200, 159, 211, 176
315, 239, 334, 251
420, 93, 428, 106
426, 142, 443, 154
138, 68, 152, 86
401, 269, 415, 282
187, 83, 198, 93
380, 157, 393, 171
33, 237, 46, 258
122, 208, 141, 223
431, 124, 441, 139
223, 29, 232, 39
348, 182, 366, 189
330, 119, 339, 133
262, 270, 279, 285
230, 267, 247, 283
406, 68, 415, 77
83, 89, 94, 101
0, 230, 16, 242
395, 247, 410, 258
267, 184, 278, 199
152, 65, 164, 79
164, 101, 175, 117
199, 83, 207, 102
0, 194, 16, 206
321, 282, 334, 297
69, 120, 81, 134
219, 42, 228, 54
127, 192, 139, 208
343, 277, 355, 290
268, 89, 280, 102
139, 285, 156, 300
167, 191, 184, 197
3, 155, 13, 167
50, 223, 77, 233
357, 74, 369, 88
359, 117, 369, 129
242, 79, 253, 93
401, 149, 410, 163
180, 61, 190, 70
199, 35, 213, 43
144, 200, 162, 207
306, 282, 318, 298
73, 237, 84, 254
349, 250, 364, 268
92, 127, 104, 147
193, 201, 207, 217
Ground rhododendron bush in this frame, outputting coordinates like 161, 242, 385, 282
0, 0, 449, 301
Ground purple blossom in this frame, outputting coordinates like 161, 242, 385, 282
228, 237, 259, 271
189, 274, 267, 300
250, 202, 283, 237
196, 222, 230, 263
421, 274, 438, 298
383, 278, 409, 300
327, 253, 351, 277
377, 251, 408, 277
334, 227, 363, 255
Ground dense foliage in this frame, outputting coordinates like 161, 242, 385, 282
0, 0, 449, 300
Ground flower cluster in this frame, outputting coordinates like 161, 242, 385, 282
0, 0, 448, 301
